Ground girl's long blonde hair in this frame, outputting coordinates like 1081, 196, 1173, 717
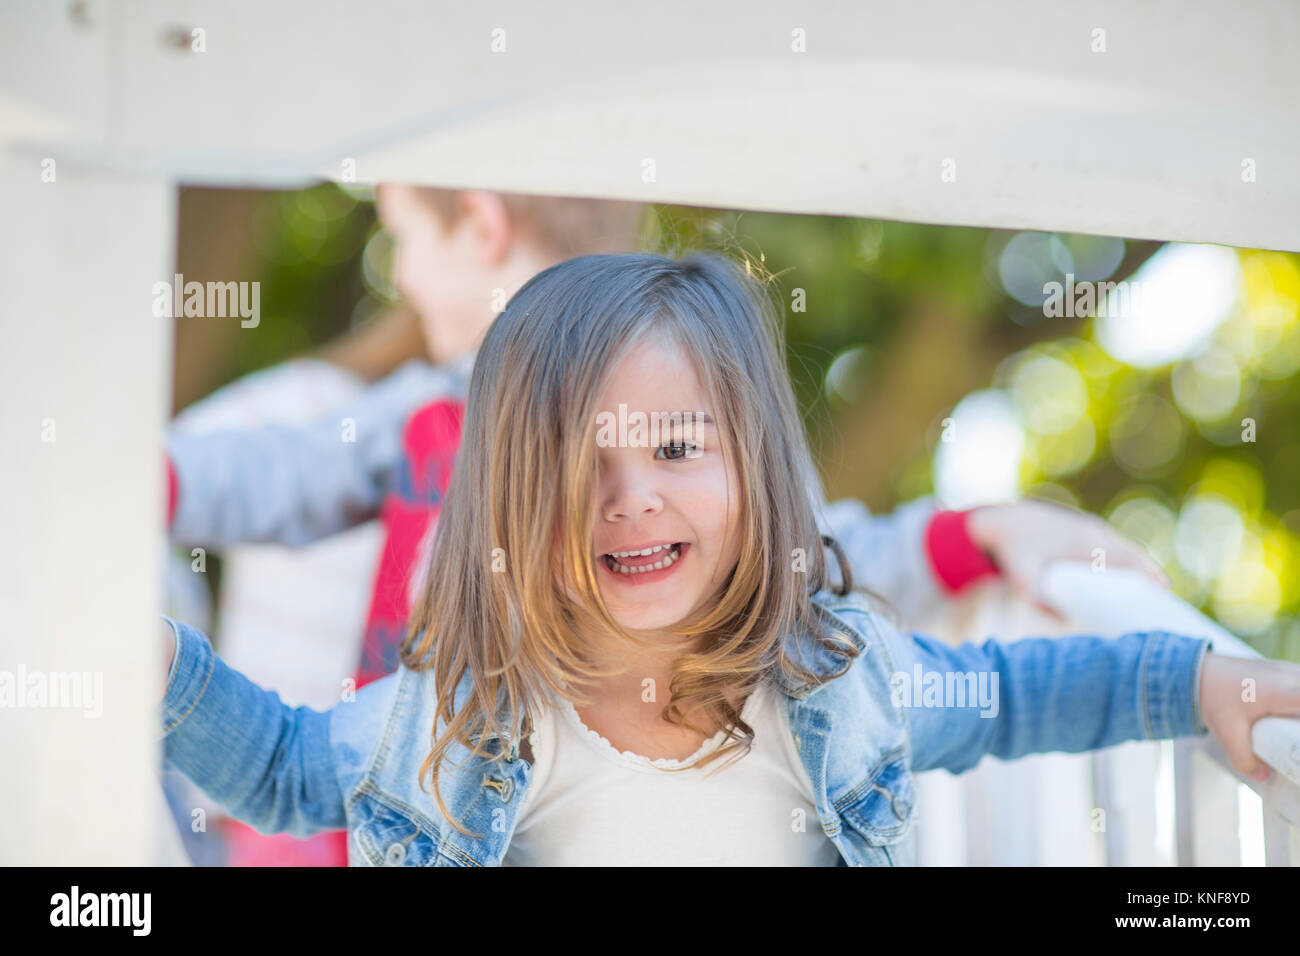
402, 252, 860, 833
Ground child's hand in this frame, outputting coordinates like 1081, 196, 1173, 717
966, 498, 1170, 619
1199, 652, 1300, 783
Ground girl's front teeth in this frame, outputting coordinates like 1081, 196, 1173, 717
606, 543, 682, 574
610, 543, 669, 558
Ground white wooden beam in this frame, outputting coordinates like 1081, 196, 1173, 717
2, 0, 1298, 249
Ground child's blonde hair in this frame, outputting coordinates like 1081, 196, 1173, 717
402, 252, 859, 834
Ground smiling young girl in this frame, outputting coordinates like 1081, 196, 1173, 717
160, 252, 1300, 866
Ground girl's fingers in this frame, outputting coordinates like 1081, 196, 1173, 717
1219, 726, 1267, 782
1225, 663, 1300, 782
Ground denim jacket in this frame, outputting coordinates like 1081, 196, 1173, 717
160, 589, 1213, 866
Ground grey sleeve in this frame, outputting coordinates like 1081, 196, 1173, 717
168, 360, 468, 548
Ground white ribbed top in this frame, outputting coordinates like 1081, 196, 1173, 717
502, 680, 842, 866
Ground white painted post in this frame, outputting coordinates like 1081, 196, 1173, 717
0, 156, 178, 864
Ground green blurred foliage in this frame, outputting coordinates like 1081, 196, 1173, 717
228, 184, 380, 379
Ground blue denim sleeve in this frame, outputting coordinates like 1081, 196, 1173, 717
860, 611, 1214, 774
167, 358, 468, 548
159, 616, 346, 836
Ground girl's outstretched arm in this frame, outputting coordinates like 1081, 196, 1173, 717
853, 607, 1212, 774
159, 617, 388, 839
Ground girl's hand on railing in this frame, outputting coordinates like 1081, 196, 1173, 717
1199, 651, 1300, 782
967, 498, 1170, 619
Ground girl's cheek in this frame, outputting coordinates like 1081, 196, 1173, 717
687, 473, 730, 542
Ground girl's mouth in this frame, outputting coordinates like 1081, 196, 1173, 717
600, 542, 688, 584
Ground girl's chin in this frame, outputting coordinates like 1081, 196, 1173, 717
601, 601, 694, 633
598, 589, 709, 634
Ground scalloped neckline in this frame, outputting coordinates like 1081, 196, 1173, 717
556, 683, 768, 772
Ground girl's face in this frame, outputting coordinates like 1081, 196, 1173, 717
586, 337, 742, 634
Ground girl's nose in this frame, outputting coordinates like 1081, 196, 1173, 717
599, 464, 663, 522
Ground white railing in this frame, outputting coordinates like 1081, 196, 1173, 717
909, 562, 1300, 866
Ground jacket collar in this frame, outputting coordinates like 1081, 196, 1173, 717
772, 590, 870, 699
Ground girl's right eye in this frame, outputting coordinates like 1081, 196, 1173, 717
656, 440, 701, 462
